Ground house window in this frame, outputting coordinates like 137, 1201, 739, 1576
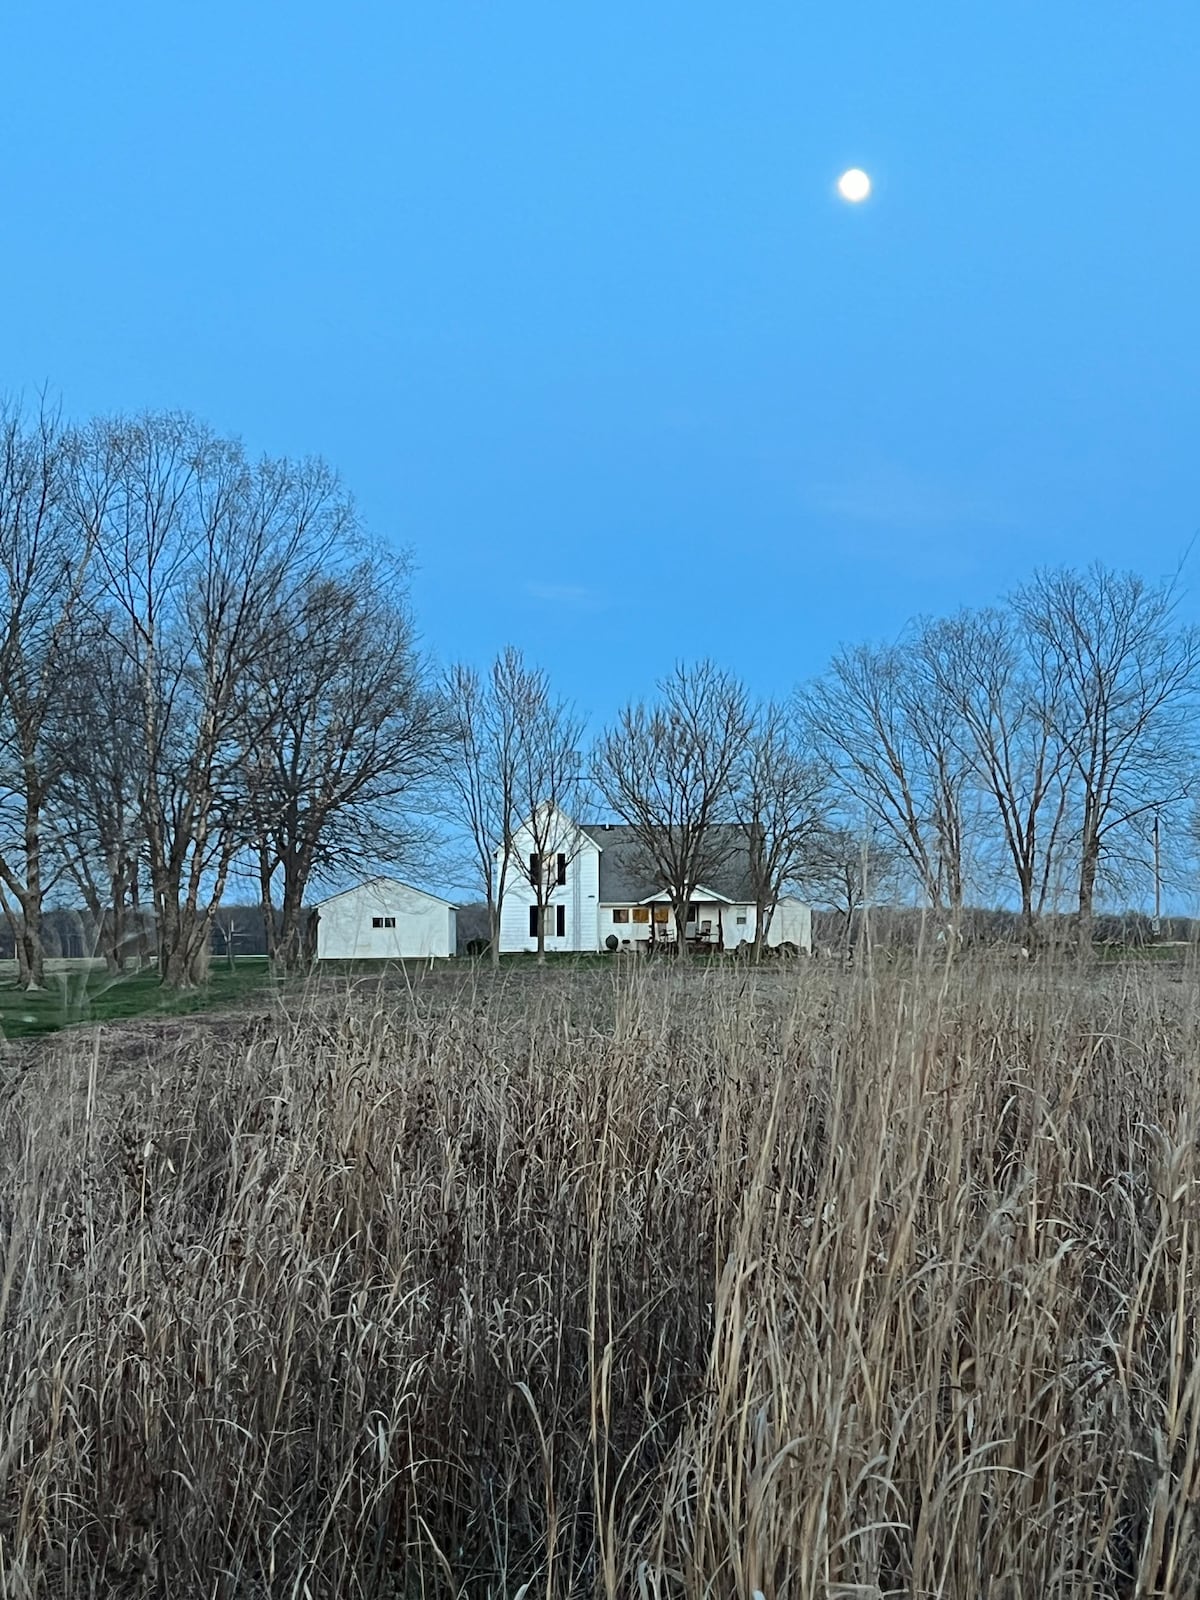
612, 908, 629, 924
529, 905, 567, 938
686, 904, 701, 925
372, 916, 396, 929
557, 853, 567, 885
736, 915, 747, 926
653, 906, 670, 924
529, 852, 540, 882
631, 907, 650, 924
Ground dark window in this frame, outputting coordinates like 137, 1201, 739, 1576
529, 852, 541, 882
372, 916, 396, 929
612, 908, 630, 924
556, 853, 567, 885
529, 905, 539, 937
686, 904, 700, 924
556, 905, 566, 938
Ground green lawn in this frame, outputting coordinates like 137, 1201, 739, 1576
0, 958, 281, 1040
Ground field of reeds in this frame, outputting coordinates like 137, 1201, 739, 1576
3, 955, 1200, 1598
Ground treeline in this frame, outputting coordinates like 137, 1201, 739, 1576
3, 399, 1197, 989
445, 575, 1200, 961
0, 402, 442, 990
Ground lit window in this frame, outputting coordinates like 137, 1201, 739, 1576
653, 906, 670, 924
631, 907, 650, 924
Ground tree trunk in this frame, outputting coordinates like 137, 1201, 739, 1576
259, 845, 279, 964
130, 868, 150, 968
1077, 799, 1099, 948
752, 896, 773, 960
1077, 851, 1098, 948
488, 899, 501, 969
157, 896, 212, 990
672, 898, 690, 956
14, 890, 45, 990
536, 894, 547, 962
275, 876, 309, 973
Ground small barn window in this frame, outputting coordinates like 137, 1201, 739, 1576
556, 904, 565, 937
372, 916, 396, 929
612, 908, 629, 924
556, 853, 567, 885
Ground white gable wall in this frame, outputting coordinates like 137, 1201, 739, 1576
498, 815, 601, 953
317, 880, 456, 960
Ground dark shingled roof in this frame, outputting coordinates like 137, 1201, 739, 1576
582, 823, 757, 904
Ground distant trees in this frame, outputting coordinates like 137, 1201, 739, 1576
592, 661, 753, 949
73, 415, 354, 988
1, 389, 1191, 984
735, 699, 826, 954
801, 563, 1200, 942
443, 648, 586, 965
0, 403, 92, 988
0, 400, 454, 990
919, 607, 1072, 943
243, 554, 445, 972
801, 640, 970, 920
1014, 566, 1200, 933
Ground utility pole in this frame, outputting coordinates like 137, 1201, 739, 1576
1153, 810, 1162, 938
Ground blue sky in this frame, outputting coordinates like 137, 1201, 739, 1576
5, 2, 1200, 722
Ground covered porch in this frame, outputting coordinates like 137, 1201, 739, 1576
639, 888, 740, 951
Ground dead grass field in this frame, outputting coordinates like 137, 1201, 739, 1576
3, 954, 1200, 1597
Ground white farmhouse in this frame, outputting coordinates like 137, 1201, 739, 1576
497, 811, 811, 955
314, 878, 457, 961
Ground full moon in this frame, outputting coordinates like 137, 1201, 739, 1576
837, 168, 872, 203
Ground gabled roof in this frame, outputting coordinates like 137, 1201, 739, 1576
316, 876, 459, 910
637, 884, 737, 905
581, 823, 757, 904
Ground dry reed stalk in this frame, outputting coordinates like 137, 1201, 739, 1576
0, 955, 1198, 1596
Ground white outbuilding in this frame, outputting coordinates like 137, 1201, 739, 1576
314, 878, 457, 962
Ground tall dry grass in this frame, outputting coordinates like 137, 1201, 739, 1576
2, 957, 1200, 1597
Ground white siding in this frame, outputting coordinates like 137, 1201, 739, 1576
768, 900, 813, 951
317, 880, 456, 960
498, 814, 601, 953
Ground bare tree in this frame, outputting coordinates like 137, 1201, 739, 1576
49, 620, 150, 973
1015, 564, 1200, 934
592, 661, 752, 950
77, 414, 342, 988
0, 402, 93, 989
805, 824, 902, 950
507, 682, 588, 962
801, 641, 972, 922
919, 608, 1073, 944
243, 553, 446, 972
443, 648, 539, 968
734, 699, 827, 956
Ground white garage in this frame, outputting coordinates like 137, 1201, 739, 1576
314, 878, 457, 962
